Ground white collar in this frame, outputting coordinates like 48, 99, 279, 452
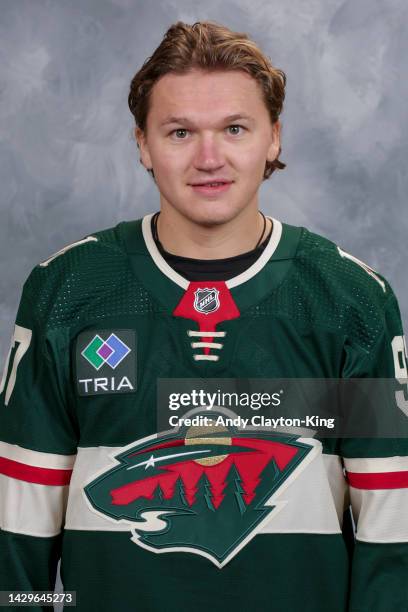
141, 213, 283, 290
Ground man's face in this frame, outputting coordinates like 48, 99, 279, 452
136, 68, 280, 226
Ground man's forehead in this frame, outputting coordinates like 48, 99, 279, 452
156, 67, 256, 86
152, 69, 261, 98
148, 70, 265, 126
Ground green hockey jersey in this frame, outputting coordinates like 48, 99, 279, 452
1, 214, 407, 612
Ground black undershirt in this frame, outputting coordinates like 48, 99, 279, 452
151, 212, 272, 281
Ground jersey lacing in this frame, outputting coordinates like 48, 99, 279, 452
187, 330, 227, 361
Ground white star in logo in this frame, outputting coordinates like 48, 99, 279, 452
145, 455, 156, 469
126, 448, 212, 471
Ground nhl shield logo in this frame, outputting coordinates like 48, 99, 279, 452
193, 287, 220, 314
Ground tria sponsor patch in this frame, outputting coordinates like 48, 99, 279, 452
75, 330, 136, 396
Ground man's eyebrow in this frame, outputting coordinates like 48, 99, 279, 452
159, 113, 255, 127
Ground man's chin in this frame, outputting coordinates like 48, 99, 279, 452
160, 194, 249, 227
181, 203, 243, 227
186, 213, 238, 228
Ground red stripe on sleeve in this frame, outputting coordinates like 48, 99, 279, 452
346, 470, 408, 490
0, 456, 72, 486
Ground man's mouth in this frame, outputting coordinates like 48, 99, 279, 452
191, 178, 232, 184
189, 180, 233, 195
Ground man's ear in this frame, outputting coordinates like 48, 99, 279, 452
135, 127, 153, 170
266, 120, 281, 162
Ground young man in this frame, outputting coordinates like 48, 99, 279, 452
1, 20, 407, 612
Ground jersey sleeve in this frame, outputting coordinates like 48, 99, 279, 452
0, 273, 78, 599
340, 291, 408, 612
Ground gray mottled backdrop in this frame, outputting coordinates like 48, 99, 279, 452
1, 0, 407, 364
0, 0, 407, 605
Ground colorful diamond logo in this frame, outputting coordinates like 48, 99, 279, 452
81, 333, 131, 370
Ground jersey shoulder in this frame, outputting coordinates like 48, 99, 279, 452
18, 220, 144, 332
268, 224, 399, 355
294, 225, 392, 305
38, 224, 126, 268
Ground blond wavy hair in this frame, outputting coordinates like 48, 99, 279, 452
128, 20, 286, 180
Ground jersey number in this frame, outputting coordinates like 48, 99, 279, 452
0, 325, 32, 406
392, 335, 408, 417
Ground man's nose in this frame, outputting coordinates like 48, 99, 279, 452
193, 133, 225, 171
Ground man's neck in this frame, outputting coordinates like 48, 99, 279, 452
156, 205, 272, 260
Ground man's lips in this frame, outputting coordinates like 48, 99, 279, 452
189, 180, 233, 186
189, 181, 233, 195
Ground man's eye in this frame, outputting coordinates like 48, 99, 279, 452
227, 124, 245, 135
171, 129, 189, 139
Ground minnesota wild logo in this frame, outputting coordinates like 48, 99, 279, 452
84, 411, 314, 568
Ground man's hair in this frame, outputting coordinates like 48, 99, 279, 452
128, 20, 286, 180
